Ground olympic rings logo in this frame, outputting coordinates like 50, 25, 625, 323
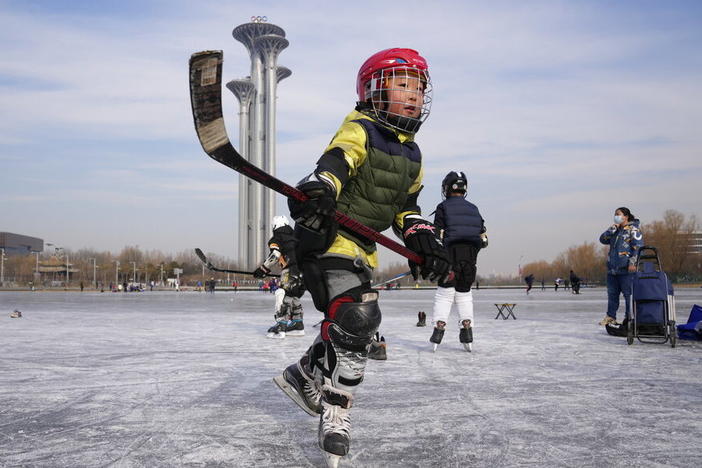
251, 16, 268, 23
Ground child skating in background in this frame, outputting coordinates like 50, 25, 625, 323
253, 215, 305, 339
430, 171, 487, 352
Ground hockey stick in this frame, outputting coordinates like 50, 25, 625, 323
194, 248, 280, 278
188, 50, 423, 266
372, 270, 412, 289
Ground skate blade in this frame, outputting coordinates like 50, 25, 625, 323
285, 330, 305, 336
266, 333, 285, 339
272, 375, 319, 417
463, 343, 472, 352
323, 451, 341, 468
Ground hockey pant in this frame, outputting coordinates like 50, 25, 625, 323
296, 257, 381, 406
439, 243, 479, 292
274, 288, 303, 322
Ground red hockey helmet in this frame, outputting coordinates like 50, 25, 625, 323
356, 48, 432, 134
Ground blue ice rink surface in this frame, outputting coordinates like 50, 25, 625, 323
1, 288, 701, 467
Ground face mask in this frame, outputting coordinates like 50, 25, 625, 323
614, 215, 624, 224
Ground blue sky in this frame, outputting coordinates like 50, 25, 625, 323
1, 0, 701, 274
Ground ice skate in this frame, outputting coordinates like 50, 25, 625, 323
284, 319, 305, 336
318, 387, 352, 468
598, 316, 616, 326
459, 320, 473, 352
273, 359, 321, 416
367, 332, 387, 360
10, 309, 22, 318
266, 321, 286, 339
430, 321, 445, 352
416, 311, 426, 327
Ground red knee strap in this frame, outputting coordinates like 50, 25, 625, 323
321, 296, 354, 341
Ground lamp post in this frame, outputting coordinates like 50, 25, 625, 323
0, 248, 5, 287
88, 258, 97, 289
160, 263, 164, 286
131, 261, 137, 284
518, 255, 524, 277
114, 260, 120, 286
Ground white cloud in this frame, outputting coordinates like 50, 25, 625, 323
1, 0, 701, 273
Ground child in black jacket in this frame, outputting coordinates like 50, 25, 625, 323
430, 171, 487, 351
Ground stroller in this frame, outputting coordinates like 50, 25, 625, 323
627, 246, 676, 347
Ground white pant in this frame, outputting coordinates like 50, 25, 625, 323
274, 288, 286, 317
432, 286, 474, 326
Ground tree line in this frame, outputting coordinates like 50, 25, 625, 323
0, 246, 242, 288
521, 210, 701, 284
1, 210, 699, 288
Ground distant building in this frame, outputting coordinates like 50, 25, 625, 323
0, 232, 43, 256
684, 231, 702, 255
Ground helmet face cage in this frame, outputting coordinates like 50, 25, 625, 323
442, 171, 467, 198
363, 66, 432, 134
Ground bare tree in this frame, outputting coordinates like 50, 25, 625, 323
642, 210, 699, 278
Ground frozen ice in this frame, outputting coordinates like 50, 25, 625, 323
1, 288, 701, 467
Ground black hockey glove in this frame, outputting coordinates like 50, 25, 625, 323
252, 265, 270, 279
288, 175, 337, 234
284, 264, 305, 297
402, 218, 450, 282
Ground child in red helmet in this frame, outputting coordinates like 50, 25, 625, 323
273, 48, 449, 467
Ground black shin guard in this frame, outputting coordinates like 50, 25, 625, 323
319, 292, 382, 392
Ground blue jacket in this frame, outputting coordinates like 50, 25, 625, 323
434, 196, 484, 248
599, 219, 643, 275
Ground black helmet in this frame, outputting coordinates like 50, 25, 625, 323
441, 171, 467, 197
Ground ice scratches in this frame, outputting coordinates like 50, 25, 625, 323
110, 433, 153, 467
0, 392, 96, 430
2, 290, 702, 466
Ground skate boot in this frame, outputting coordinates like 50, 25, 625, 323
318, 385, 352, 468
367, 332, 387, 361
266, 321, 287, 339
273, 356, 322, 416
430, 321, 445, 352
459, 319, 473, 352
416, 311, 426, 327
10, 309, 22, 318
285, 319, 305, 336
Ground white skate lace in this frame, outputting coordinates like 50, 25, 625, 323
321, 404, 351, 437
303, 379, 321, 405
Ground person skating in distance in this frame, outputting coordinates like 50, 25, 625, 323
525, 273, 535, 295
273, 48, 449, 467
429, 171, 487, 352
253, 216, 306, 339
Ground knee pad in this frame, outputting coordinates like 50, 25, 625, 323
281, 296, 301, 320
322, 292, 381, 352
